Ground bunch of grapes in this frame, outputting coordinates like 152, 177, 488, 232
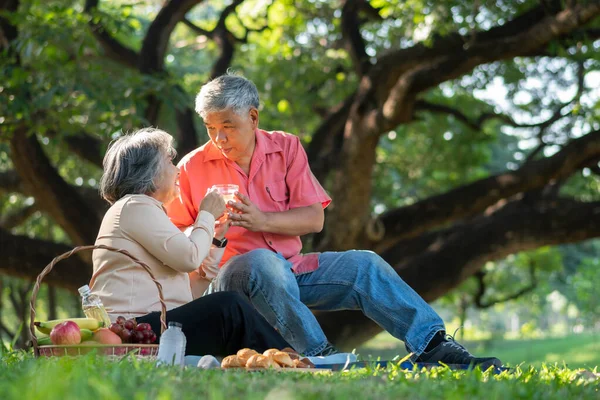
109, 316, 157, 344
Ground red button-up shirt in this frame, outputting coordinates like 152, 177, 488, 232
166, 129, 331, 274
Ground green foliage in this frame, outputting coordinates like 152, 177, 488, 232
372, 89, 496, 212
0, 275, 82, 346
0, 351, 598, 400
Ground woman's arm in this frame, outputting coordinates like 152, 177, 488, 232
121, 198, 215, 273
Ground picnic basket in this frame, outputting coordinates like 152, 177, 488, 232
29, 244, 168, 358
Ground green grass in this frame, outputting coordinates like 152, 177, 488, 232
358, 333, 600, 370
1, 350, 599, 400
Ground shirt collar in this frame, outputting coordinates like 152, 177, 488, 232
202, 129, 282, 163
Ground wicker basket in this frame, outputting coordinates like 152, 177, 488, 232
29, 245, 168, 358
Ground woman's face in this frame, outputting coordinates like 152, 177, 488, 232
152, 151, 180, 204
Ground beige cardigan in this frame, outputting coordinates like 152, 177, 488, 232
90, 194, 223, 320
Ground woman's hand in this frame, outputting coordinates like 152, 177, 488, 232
200, 190, 226, 220
214, 216, 231, 239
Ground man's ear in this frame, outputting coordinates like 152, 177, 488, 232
249, 108, 259, 129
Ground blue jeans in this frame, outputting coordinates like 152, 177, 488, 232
207, 249, 445, 356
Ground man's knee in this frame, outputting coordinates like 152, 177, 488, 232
340, 250, 394, 277
218, 249, 292, 289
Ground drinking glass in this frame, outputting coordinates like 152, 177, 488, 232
210, 184, 239, 204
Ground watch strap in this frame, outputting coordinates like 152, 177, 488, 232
212, 237, 228, 248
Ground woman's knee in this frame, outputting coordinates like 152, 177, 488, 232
213, 291, 249, 308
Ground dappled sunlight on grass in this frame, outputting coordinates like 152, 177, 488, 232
1, 351, 598, 400
358, 333, 600, 370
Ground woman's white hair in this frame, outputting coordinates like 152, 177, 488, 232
99, 128, 176, 204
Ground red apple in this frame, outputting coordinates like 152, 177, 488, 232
50, 321, 81, 345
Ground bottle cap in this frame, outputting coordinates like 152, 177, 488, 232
168, 321, 182, 329
78, 285, 91, 297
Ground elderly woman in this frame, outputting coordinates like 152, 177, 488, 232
90, 128, 291, 356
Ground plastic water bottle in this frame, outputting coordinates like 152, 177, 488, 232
156, 322, 187, 367
78, 285, 111, 328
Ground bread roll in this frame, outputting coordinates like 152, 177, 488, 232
293, 359, 307, 368
247, 354, 282, 369
300, 357, 315, 368
221, 355, 244, 368
272, 351, 294, 368
263, 348, 280, 357
268, 357, 282, 369
237, 348, 259, 364
246, 354, 269, 368
293, 358, 315, 369
279, 347, 300, 360
280, 347, 297, 354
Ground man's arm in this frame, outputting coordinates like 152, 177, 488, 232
228, 193, 323, 235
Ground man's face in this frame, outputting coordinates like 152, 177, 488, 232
203, 108, 258, 163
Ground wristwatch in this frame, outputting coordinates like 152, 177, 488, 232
212, 237, 228, 248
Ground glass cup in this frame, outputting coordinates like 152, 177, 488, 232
210, 184, 239, 204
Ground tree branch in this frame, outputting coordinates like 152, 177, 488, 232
0, 0, 19, 51
321, 195, 600, 348
409, 4, 599, 94
207, 0, 244, 79
473, 260, 538, 309
42, 130, 104, 168
370, 3, 600, 132
413, 98, 576, 133
0, 169, 108, 219
0, 228, 89, 292
139, 0, 208, 123
340, 0, 370, 76
182, 18, 213, 37
9, 129, 102, 246
401, 196, 599, 301
375, 129, 600, 247
524, 60, 585, 164
0, 170, 23, 193
309, 2, 599, 186
306, 95, 356, 182
0, 204, 37, 229
179, 1, 248, 148
84, 0, 139, 69
140, 0, 207, 74
62, 134, 104, 168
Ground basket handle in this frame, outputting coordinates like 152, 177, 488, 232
29, 244, 168, 356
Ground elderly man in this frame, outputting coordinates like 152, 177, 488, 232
167, 73, 501, 369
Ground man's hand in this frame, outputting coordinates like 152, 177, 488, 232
227, 192, 268, 232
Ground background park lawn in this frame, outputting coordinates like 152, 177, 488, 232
358, 332, 600, 370
2, 340, 599, 400
1, 2, 599, 399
